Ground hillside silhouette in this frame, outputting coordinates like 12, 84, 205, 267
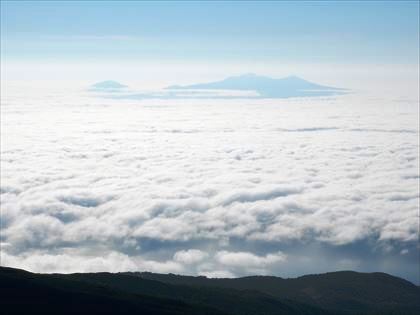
1, 266, 419, 315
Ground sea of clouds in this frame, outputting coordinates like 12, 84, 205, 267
1, 82, 419, 282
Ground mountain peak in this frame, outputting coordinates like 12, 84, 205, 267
238, 73, 258, 78
165, 73, 344, 98
227, 73, 268, 80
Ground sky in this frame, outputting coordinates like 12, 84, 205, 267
0, 1, 419, 284
1, 1, 419, 90
2, 1, 419, 63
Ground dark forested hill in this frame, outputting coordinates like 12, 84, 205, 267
0, 267, 226, 315
1, 266, 419, 315
136, 270, 420, 313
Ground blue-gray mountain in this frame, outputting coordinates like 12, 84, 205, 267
166, 74, 347, 98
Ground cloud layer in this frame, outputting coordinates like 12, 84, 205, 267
1, 84, 418, 283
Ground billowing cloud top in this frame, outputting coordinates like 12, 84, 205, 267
0, 83, 418, 283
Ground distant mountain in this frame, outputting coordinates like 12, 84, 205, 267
91, 80, 127, 89
166, 74, 346, 98
1, 267, 419, 315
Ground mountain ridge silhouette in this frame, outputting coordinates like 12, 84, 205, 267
1, 266, 418, 315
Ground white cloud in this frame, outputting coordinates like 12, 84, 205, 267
0, 83, 418, 281
174, 249, 208, 265
0, 251, 183, 274
199, 270, 235, 278
216, 251, 286, 268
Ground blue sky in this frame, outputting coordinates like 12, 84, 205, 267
1, 1, 419, 64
